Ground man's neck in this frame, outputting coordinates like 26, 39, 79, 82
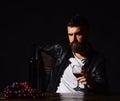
74, 53, 86, 60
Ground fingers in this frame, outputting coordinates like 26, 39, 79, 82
76, 74, 95, 89
76, 70, 92, 85
81, 81, 87, 85
76, 76, 85, 81
77, 76, 87, 85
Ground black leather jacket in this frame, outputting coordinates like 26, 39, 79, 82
38, 41, 108, 94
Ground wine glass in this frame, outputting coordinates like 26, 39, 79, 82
72, 65, 83, 91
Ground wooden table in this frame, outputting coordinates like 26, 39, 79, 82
0, 92, 120, 101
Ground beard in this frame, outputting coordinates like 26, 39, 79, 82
70, 41, 90, 57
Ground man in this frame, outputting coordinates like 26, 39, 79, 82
37, 14, 108, 93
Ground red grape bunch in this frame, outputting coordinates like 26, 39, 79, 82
3, 81, 43, 99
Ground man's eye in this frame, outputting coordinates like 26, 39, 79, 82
68, 34, 73, 36
76, 32, 85, 35
76, 32, 82, 35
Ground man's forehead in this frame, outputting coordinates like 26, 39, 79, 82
67, 26, 81, 32
67, 26, 88, 33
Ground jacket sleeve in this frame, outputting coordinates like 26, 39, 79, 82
89, 54, 109, 94
37, 42, 63, 59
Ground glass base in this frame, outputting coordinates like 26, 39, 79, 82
74, 87, 81, 91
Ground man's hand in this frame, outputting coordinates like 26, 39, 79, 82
76, 70, 95, 89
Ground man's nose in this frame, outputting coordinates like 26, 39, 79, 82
73, 35, 77, 42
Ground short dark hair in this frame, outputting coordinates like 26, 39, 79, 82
67, 14, 89, 28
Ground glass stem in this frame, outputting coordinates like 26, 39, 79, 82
77, 80, 79, 87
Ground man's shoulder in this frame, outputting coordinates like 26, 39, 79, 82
90, 49, 106, 63
53, 40, 70, 50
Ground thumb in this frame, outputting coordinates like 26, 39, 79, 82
81, 69, 86, 75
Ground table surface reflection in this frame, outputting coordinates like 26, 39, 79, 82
0, 92, 120, 101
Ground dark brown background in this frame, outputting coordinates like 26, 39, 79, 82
1, 1, 120, 94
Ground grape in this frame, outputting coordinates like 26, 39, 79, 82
3, 81, 43, 99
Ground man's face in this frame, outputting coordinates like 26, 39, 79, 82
67, 26, 89, 54
67, 26, 83, 44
